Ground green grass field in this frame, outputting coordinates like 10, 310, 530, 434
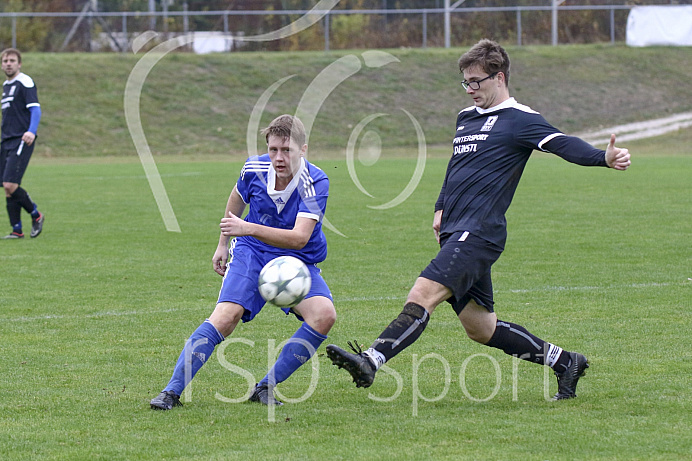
25, 44, 692, 158
1, 136, 690, 459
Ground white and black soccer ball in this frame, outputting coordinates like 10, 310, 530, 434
258, 256, 312, 308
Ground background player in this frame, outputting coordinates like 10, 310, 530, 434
151, 115, 336, 409
327, 39, 631, 401
1, 48, 44, 239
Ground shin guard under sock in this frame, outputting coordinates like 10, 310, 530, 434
371, 302, 429, 363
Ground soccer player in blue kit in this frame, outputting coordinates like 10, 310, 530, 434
327, 39, 631, 400
151, 115, 336, 409
1, 48, 44, 239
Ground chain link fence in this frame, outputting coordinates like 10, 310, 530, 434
0, 3, 686, 53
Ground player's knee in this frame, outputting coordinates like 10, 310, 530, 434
314, 303, 337, 331
461, 318, 494, 343
3, 182, 17, 195
466, 328, 492, 344
209, 302, 244, 336
463, 322, 495, 344
301, 301, 336, 335
458, 300, 496, 343
406, 278, 449, 314
322, 306, 337, 329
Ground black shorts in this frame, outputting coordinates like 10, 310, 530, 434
419, 231, 503, 315
0, 139, 35, 184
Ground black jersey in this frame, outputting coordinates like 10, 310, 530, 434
435, 97, 607, 248
2, 72, 40, 142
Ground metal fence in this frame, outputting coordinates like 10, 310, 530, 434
0, 3, 678, 53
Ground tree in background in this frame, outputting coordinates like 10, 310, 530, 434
0, 0, 56, 51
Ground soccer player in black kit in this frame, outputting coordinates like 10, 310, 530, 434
327, 39, 631, 400
1, 48, 44, 239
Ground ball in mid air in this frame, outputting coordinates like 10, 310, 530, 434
258, 256, 312, 308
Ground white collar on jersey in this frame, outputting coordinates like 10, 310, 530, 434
475, 97, 517, 114
3, 72, 33, 87
266, 157, 306, 214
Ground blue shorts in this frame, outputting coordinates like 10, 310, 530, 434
217, 238, 333, 323
419, 231, 502, 315
0, 139, 35, 184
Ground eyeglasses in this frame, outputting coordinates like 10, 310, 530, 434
461, 72, 498, 90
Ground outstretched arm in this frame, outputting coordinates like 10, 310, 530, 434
543, 132, 631, 170
604, 133, 631, 171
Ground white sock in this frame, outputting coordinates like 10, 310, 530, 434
546, 344, 564, 368
364, 348, 386, 370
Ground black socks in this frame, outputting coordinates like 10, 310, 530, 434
486, 319, 571, 371
6, 187, 38, 230
10, 187, 35, 214
6, 195, 22, 229
366, 308, 572, 372
371, 302, 430, 363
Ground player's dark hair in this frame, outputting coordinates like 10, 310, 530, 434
261, 114, 306, 147
458, 39, 510, 86
1, 48, 22, 63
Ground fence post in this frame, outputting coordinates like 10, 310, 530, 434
12, 14, 17, 48
122, 13, 127, 53
183, 2, 189, 34
148, 0, 156, 29
422, 10, 427, 49
445, 0, 451, 48
516, 9, 522, 46
324, 12, 330, 51
610, 8, 615, 43
162, 0, 168, 37
552, 0, 558, 46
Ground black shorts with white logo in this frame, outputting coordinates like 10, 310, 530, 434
420, 231, 503, 315
0, 138, 35, 184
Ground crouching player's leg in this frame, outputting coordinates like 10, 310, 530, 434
150, 241, 255, 411
149, 303, 241, 410
251, 264, 336, 406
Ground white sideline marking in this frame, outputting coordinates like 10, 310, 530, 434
6, 308, 182, 323
83, 172, 202, 181
507, 281, 675, 294
576, 111, 692, 145
3, 282, 681, 323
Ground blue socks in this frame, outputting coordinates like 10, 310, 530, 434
259, 322, 327, 387
163, 320, 225, 396
161, 320, 326, 396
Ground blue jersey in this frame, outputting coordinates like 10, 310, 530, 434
2, 73, 40, 142
235, 154, 329, 264
436, 97, 607, 248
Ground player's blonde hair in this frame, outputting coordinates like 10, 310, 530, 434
261, 115, 306, 147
